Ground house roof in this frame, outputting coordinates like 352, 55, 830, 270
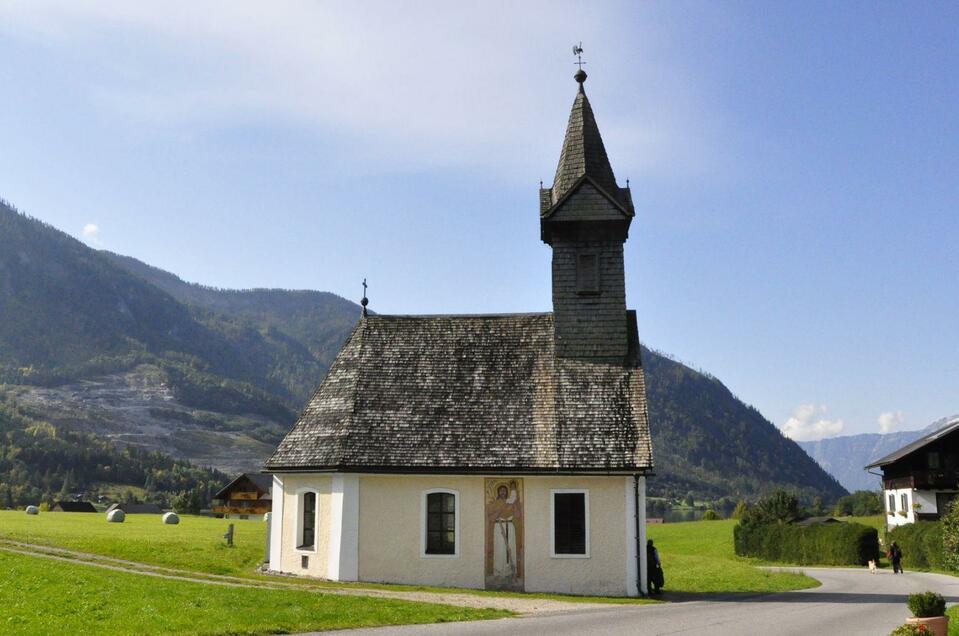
265, 312, 652, 474
214, 472, 273, 500
106, 502, 164, 514
795, 516, 843, 526
540, 74, 633, 218
865, 416, 959, 469
53, 501, 97, 512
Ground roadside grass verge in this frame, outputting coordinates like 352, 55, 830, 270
647, 519, 819, 594
0, 550, 509, 636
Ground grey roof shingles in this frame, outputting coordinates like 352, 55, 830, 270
265, 312, 652, 474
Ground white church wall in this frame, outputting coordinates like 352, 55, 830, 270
277, 473, 333, 577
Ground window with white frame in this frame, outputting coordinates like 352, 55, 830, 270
298, 490, 317, 551
888, 493, 895, 513
422, 490, 458, 557
551, 489, 589, 557
900, 492, 909, 514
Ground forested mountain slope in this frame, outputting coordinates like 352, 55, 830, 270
1, 198, 846, 503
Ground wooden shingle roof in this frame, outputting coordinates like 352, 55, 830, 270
265, 312, 652, 474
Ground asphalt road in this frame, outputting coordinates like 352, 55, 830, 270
314, 568, 959, 636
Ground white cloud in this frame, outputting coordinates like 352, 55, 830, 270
782, 404, 845, 442
82, 223, 102, 246
0, 2, 728, 183
878, 410, 904, 434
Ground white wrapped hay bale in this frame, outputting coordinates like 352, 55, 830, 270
25, 505, 39, 515
107, 509, 125, 523
162, 512, 179, 525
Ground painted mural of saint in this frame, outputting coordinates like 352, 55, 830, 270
485, 478, 523, 590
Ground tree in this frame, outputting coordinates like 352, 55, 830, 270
58, 469, 74, 501
683, 492, 696, 508
3, 486, 14, 510
832, 491, 882, 517
702, 509, 720, 521
732, 500, 749, 520
740, 489, 801, 527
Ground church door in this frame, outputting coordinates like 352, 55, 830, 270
484, 478, 524, 591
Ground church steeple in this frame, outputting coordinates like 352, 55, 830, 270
540, 69, 634, 360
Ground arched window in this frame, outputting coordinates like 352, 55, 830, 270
297, 490, 317, 551
422, 489, 458, 557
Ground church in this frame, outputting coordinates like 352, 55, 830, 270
265, 68, 654, 597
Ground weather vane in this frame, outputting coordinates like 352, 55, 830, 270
572, 42, 586, 70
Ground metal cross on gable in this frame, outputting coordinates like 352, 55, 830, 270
573, 42, 586, 70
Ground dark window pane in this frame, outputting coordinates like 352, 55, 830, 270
301, 492, 316, 549
554, 492, 586, 555
425, 493, 456, 555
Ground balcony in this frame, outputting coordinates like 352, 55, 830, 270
884, 470, 959, 491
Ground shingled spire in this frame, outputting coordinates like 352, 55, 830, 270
550, 70, 620, 205
540, 70, 635, 360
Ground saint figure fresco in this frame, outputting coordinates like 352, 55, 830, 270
484, 478, 524, 590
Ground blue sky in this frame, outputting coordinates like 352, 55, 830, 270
1, 2, 956, 440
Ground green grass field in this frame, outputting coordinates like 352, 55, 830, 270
0, 550, 507, 635
647, 519, 819, 594
0, 510, 265, 576
0, 511, 818, 598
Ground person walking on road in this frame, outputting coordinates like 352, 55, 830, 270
647, 539, 665, 595
888, 541, 904, 574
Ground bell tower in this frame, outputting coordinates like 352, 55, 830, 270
540, 68, 634, 359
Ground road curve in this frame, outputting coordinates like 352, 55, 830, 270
312, 568, 959, 636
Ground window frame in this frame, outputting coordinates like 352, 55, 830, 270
888, 493, 896, 514
294, 488, 319, 554
550, 488, 590, 559
900, 492, 909, 515
420, 488, 460, 559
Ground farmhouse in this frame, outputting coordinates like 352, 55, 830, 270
265, 69, 653, 596
52, 501, 97, 512
213, 473, 273, 519
866, 416, 959, 529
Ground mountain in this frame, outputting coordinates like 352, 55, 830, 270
0, 198, 846, 503
798, 415, 959, 492
643, 349, 846, 501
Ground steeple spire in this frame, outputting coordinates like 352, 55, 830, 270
550, 73, 620, 205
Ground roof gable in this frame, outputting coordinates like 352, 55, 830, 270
866, 416, 959, 469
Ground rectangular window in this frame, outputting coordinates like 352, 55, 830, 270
552, 491, 588, 557
901, 492, 909, 514
576, 253, 600, 294
425, 492, 456, 555
928, 452, 941, 470
888, 493, 895, 513
299, 491, 316, 550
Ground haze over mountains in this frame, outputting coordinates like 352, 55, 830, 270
799, 415, 959, 492
0, 199, 846, 503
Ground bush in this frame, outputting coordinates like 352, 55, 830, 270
739, 490, 802, 527
702, 509, 720, 520
890, 624, 935, 636
734, 521, 880, 566
907, 591, 946, 618
888, 522, 945, 570
940, 499, 959, 571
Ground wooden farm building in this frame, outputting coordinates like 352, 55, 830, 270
265, 68, 654, 596
52, 501, 97, 512
866, 416, 959, 529
213, 473, 273, 519
106, 502, 163, 514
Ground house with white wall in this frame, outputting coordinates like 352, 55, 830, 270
866, 416, 959, 529
263, 68, 654, 597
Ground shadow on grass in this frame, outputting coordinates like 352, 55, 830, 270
659, 591, 959, 605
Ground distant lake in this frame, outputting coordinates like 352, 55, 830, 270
662, 509, 709, 523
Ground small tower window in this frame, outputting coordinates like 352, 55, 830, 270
576, 253, 600, 295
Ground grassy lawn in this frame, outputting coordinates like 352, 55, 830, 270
0, 550, 508, 635
647, 519, 819, 594
0, 511, 816, 600
0, 510, 265, 576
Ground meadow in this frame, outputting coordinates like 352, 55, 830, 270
0, 511, 819, 597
